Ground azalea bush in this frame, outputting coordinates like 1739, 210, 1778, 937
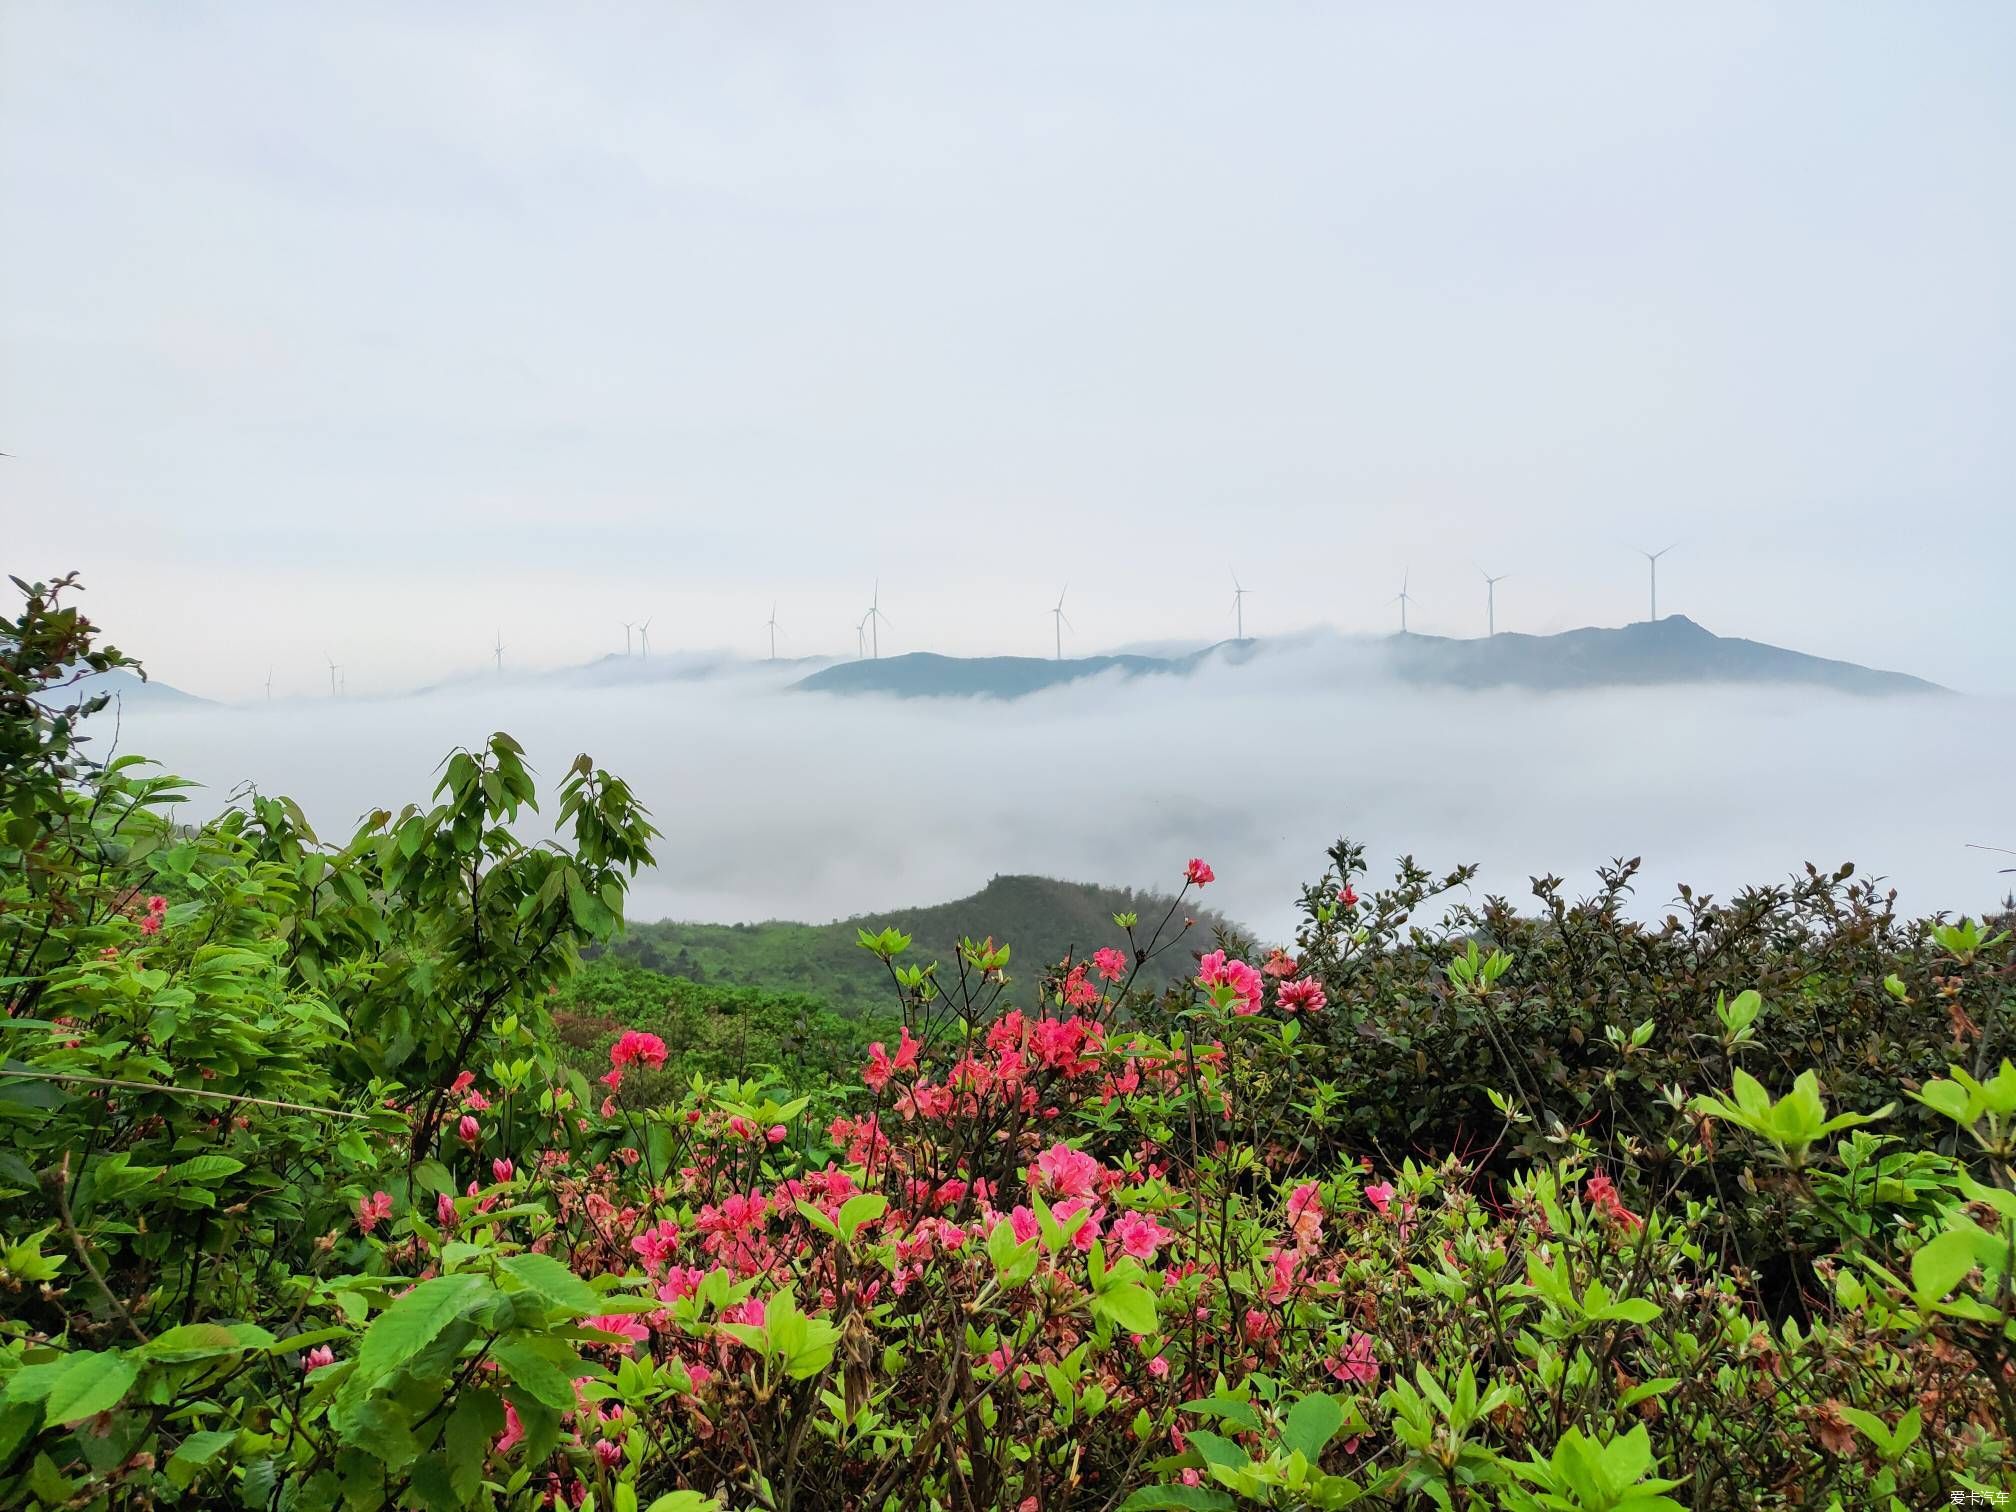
2, 574, 2014, 1510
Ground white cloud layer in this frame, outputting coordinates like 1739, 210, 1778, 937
102, 647, 2016, 943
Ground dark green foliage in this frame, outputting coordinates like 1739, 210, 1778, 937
612, 873, 1228, 1017
554, 957, 881, 1094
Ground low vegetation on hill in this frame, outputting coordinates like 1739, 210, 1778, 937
553, 959, 876, 1105
609, 873, 1229, 1018
3, 574, 2013, 1511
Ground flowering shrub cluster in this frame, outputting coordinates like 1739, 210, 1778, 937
2, 576, 2014, 1510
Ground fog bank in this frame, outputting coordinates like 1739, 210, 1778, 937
102, 645, 2014, 941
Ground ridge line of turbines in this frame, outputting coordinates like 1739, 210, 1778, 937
296, 547, 1680, 697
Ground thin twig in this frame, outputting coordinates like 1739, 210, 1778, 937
53, 1150, 150, 1343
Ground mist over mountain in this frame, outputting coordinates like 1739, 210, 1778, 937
98, 629, 2011, 945
1384, 616, 1942, 695
792, 617, 1941, 700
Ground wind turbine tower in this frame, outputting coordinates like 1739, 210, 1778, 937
264, 666, 273, 702
766, 603, 780, 661
1637, 544, 1676, 623
1480, 570, 1508, 637
1051, 586, 1073, 660
638, 619, 652, 660
854, 615, 868, 660
863, 582, 892, 659
1230, 573, 1252, 639
493, 631, 505, 677
619, 621, 634, 658
1390, 571, 1416, 635
326, 655, 341, 697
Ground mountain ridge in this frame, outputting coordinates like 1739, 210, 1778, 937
792, 617, 1942, 699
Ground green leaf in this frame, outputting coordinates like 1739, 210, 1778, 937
165, 1430, 238, 1491
445, 1389, 505, 1502
1912, 1227, 1980, 1306
1118, 1489, 1236, 1511
499, 1253, 598, 1317
353, 1273, 493, 1386
141, 1323, 275, 1363
167, 1154, 246, 1186
43, 1351, 138, 1425
1091, 1280, 1159, 1337
489, 1336, 582, 1412
837, 1192, 888, 1241
1279, 1393, 1346, 1463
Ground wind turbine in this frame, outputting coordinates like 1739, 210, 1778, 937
1637, 544, 1676, 623
619, 621, 634, 658
1389, 571, 1416, 635
1050, 586, 1073, 660
264, 666, 273, 702
766, 603, 780, 661
863, 582, 892, 659
1230, 573, 1252, 640
854, 615, 869, 659
326, 655, 341, 697
493, 631, 505, 677
637, 619, 652, 660
1479, 569, 1508, 637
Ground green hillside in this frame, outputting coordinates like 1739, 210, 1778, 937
553, 958, 876, 1101
609, 872, 1235, 1016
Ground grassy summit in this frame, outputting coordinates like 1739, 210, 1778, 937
608, 872, 1233, 1017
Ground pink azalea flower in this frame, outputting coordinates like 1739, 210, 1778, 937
584, 1314, 651, 1352
1092, 946, 1129, 982
354, 1190, 393, 1235
1198, 950, 1264, 1015
1034, 1142, 1104, 1199
1185, 858, 1215, 886
1277, 977, 1327, 1013
1112, 1210, 1169, 1261
1148, 1354, 1170, 1378
491, 1158, 515, 1183
495, 1399, 525, 1455
1056, 1196, 1105, 1251
301, 1345, 336, 1374
1364, 1181, 1395, 1217
1326, 1332, 1379, 1386
457, 1114, 481, 1143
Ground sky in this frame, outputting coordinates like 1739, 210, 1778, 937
5, 3, 2014, 698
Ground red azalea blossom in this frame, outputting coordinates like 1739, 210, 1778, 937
1277, 977, 1327, 1013
610, 1030, 669, 1070
1585, 1173, 1643, 1231
1185, 858, 1215, 886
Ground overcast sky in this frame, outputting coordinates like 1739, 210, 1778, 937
5, 4, 2012, 697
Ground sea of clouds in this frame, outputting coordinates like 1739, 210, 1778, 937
101, 642, 2015, 942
